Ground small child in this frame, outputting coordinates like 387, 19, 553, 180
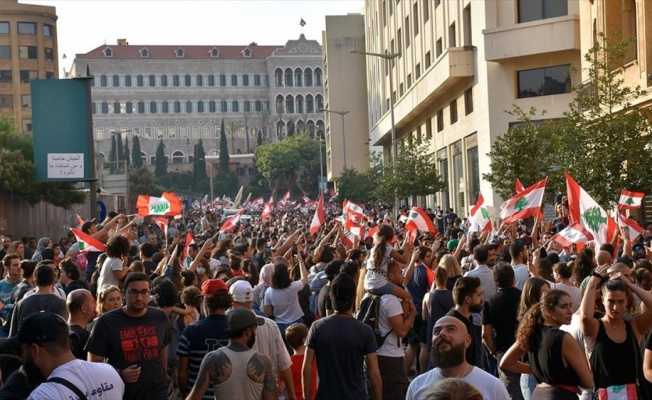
177, 286, 201, 325
364, 225, 413, 303
286, 323, 316, 400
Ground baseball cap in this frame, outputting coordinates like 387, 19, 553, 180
18, 311, 70, 345
230, 280, 254, 302
228, 307, 264, 331
201, 279, 228, 296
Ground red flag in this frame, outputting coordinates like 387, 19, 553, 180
152, 217, 169, 241
500, 178, 547, 223
137, 192, 182, 217
515, 179, 525, 193
618, 214, 644, 241
70, 228, 106, 252
566, 172, 618, 246
262, 196, 273, 220
220, 210, 243, 233
310, 195, 325, 235
184, 231, 195, 261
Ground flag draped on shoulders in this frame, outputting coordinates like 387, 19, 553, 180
565, 172, 617, 246
137, 192, 182, 217
500, 178, 546, 223
618, 190, 644, 210
468, 194, 492, 232
70, 228, 106, 252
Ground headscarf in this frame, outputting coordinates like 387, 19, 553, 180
31, 237, 52, 262
252, 263, 274, 310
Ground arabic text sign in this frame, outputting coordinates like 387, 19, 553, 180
47, 153, 84, 179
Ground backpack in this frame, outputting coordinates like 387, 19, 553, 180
355, 294, 391, 349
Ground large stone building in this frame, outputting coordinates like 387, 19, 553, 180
70, 35, 325, 181
361, 0, 580, 214
0, 0, 58, 132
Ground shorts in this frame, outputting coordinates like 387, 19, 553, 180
367, 282, 395, 296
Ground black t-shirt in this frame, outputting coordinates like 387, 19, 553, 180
446, 309, 476, 366
427, 289, 455, 350
70, 323, 90, 360
143, 261, 157, 276
63, 279, 90, 295
317, 284, 332, 318
482, 287, 522, 352
252, 252, 266, 270
85, 307, 171, 400
0, 369, 32, 400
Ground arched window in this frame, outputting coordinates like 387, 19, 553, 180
97, 152, 106, 163
287, 120, 295, 135
277, 121, 286, 139
284, 68, 293, 87
304, 68, 313, 86
285, 95, 295, 114
176, 48, 185, 58
296, 95, 304, 114
275, 68, 283, 87
306, 95, 314, 113
172, 151, 184, 164
316, 120, 325, 135
315, 94, 324, 111
276, 95, 284, 113
307, 120, 316, 137
294, 68, 303, 87
296, 120, 305, 134
314, 68, 323, 86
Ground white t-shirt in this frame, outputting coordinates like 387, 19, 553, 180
97, 257, 122, 291
553, 282, 582, 313
264, 280, 305, 324
28, 359, 125, 400
364, 244, 393, 291
406, 366, 510, 400
377, 294, 404, 358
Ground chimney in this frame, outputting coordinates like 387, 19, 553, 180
117, 39, 128, 46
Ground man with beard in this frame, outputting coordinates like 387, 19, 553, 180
406, 316, 508, 399
446, 277, 483, 366
86, 272, 170, 400
186, 307, 277, 400
16, 311, 124, 399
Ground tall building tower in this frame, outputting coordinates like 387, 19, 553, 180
0, 0, 58, 132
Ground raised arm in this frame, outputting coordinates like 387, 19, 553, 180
580, 262, 609, 340
189, 238, 214, 272
402, 249, 422, 287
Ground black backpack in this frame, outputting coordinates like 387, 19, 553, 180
355, 294, 391, 348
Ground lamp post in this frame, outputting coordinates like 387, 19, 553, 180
186, 137, 191, 163
349, 49, 401, 213
319, 108, 349, 171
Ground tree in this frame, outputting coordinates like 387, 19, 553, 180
337, 168, 377, 204
275, 102, 285, 141
219, 119, 230, 173
131, 135, 143, 168
257, 130, 263, 147
243, 108, 251, 153
193, 139, 207, 185
124, 137, 130, 166
226, 119, 242, 154
117, 133, 124, 162
257, 109, 271, 142
109, 135, 117, 173
128, 167, 163, 212
154, 139, 167, 177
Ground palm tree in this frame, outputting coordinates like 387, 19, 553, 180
257, 109, 270, 145
243, 107, 252, 153
275, 102, 285, 141
226, 119, 243, 154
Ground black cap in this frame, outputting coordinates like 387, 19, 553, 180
228, 307, 264, 331
18, 311, 70, 345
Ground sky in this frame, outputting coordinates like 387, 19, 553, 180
24, 0, 365, 74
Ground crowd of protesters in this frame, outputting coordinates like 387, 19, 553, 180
0, 196, 651, 400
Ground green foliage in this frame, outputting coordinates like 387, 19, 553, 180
124, 137, 130, 166
213, 170, 239, 198
117, 134, 124, 162
131, 135, 143, 168
154, 139, 167, 177
128, 167, 163, 212
226, 119, 242, 154
337, 168, 376, 204
193, 139, 207, 186
257, 130, 263, 147
109, 135, 117, 163
219, 119, 230, 173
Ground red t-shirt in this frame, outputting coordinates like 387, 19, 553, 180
291, 353, 317, 400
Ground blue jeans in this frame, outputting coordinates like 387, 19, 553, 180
520, 373, 535, 400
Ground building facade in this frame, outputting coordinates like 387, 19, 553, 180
0, 0, 58, 132
322, 14, 371, 183
70, 35, 325, 181
362, 0, 580, 214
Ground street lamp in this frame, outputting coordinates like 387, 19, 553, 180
186, 137, 191, 163
319, 108, 349, 170
349, 49, 401, 213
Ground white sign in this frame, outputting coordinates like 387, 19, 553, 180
47, 153, 84, 179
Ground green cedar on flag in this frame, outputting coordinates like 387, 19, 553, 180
499, 178, 547, 223
70, 227, 106, 252
405, 206, 438, 242
618, 214, 644, 242
565, 172, 617, 246
617, 190, 644, 210
552, 222, 594, 248
468, 194, 492, 232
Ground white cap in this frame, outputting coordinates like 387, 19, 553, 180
230, 280, 254, 302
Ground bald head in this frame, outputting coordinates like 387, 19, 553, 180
434, 316, 467, 334
66, 289, 93, 316
596, 250, 611, 267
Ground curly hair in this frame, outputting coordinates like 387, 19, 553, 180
516, 289, 568, 351
106, 235, 131, 258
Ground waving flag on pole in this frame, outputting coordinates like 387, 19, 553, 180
552, 222, 594, 247
468, 194, 493, 232
75, 214, 86, 229
261, 196, 273, 220
137, 192, 182, 217
618, 190, 644, 210
70, 228, 106, 252
279, 190, 291, 208
500, 178, 547, 223
249, 196, 264, 211
345, 200, 366, 221
220, 210, 243, 233
152, 217, 169, 241
515, 179, 526, 193
618, 214, 644, 241
310, 195, 325, 235
405, 206, 437, 243
566, 172, 617, 246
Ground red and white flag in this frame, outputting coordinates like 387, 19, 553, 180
75, 214, 85, 229
137, 192, 182, 217
500, 178, 547, 223
618, 214, 644, 242
515, 179, 526, 193
552, 222, 594, 247
152, 217, 169, 241
70, 228, 106, 252
345, 200, 366, 221
618, 190, 644, 210
279, 190, 291, 208
261, 196, 273, 219
566, 172, 617, 246
249, 196, 264, 211
184, 231, 195, 262
220, 210, 243, 233
303, 196, 315, 207
310, 195, 325, 235
405, 206, 438, 242
468, 194, 492, 232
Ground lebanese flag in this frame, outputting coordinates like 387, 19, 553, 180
618, 214, 644, 242
279, 190, 291, 208
515, 179, 526, 193
137, 192, 182, 217
184, 231, 195, 262
342, 230, 356, 249
220, 210, 243, 233
500, 178, 547, 223
566, 172, 617, 246
468, 194, 492, 232
70, 228, 106, 252
406, 206, 437, 234
552, 222, 594, 247
618, 190, 644, 210
249, 196, 264, 211
75, 214, 85, 229
345, 200, 366, 221
261, 196, 273, 219
152, 217, 169, 241
310, 195, 325, 235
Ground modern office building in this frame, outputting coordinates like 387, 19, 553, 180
362, 0, 581, 214
322, 14, 370, 184
70, 35, 325, 181
0, 0, 58, 132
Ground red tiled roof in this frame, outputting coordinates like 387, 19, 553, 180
75, 44, 282, 60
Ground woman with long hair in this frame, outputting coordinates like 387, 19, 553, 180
86, 284, 122, 332
264, 255, 309, 341
501, 289, 593, 399
8, 241, 24, 260
439, 254, 463, 291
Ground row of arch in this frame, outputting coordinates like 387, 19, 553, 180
274, 67, 322, 87
275, 94, 323, 114
276, 119, 325, 135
